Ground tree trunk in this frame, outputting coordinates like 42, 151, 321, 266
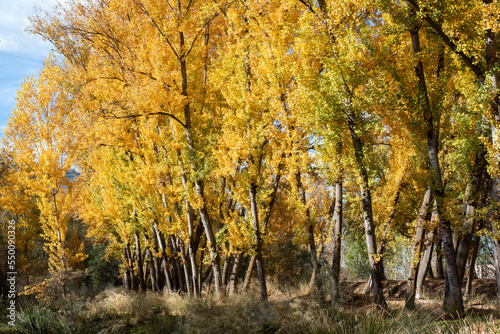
347, 113, 386, 309
125, 243, 135, 291
222, 255, 231, 288
455, 152, 486, 284
433, 240, 445, 279
228, 252, 243, 296
492, 236, 500, 305
249, 183, 268, 302
415, 229, 435, 300
346, 111, 384, 307
178, 238, 192, 297
405, 189, 433, 309
135, 231, 145, 293
465, 234, 481, 296
177, 25, 222, 299
307, 224, 321, 293
145, 242, 158, 292
296, 171, 321, 296
195, 180, 223, 299
175, 172, 200, 298
406, 0, 499, 309
331, 180, 343, 304
243, 255, 256, 292
198, 247, 205, 294
154, 225, 173, 294
170, 236, 185, 292
409, 17, 464, 316
150, 225, 162, 291
123, 246, 131, 291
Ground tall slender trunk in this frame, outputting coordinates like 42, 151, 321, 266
465, 234, 481, 296
433, 240, 445, 279
178, 238, 192, 298
123, 246, 131, 291
405, 189, 433, 309
307, 224, 320, 293
177, 23, 222, 300
170, 235, 185, 292
347, 113, 386, 308
295, 172, 321, 295
125, 243, 136, 291
195, 180, 223, 298
135, 231, 145, 293
144, 235, 159, 292
228, 252, 243, 296
455, 151, 486, 283
176, 173, 200, 298
243, 255, 256, 292
415, 229, 435, 299
406, 0, 499, 308
249, 183, 268, 301
331, 180, 343, 303
154, 224, 173, 294
243, 172, 282, 292
377, 166, 407, 281
410, 17, 464, 316
150, 225, 163, 290
492, 237, 500, 305
222, 255, 231, 288
198, 247, 205, 293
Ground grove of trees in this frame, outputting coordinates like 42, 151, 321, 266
2, 0, 500, 319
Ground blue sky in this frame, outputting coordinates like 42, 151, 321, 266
0, 0, 58, 137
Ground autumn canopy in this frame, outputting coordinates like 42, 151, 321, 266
2, 0, 500, 318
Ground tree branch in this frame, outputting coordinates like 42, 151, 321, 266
405, 0, 485, 84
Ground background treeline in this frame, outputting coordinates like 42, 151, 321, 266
1, 0, 500, 318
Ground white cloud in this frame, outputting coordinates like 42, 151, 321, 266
0, 0, 59, 55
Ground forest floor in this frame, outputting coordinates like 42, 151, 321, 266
1, 278, 499, 333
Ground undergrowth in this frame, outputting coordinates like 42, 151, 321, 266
0, 287, 499, 334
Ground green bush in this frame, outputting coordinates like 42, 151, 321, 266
14, 305, 76, 334
87, 244, 120, 291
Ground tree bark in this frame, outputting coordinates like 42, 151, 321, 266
122, 246, 131, 291
175, 172, 200, 298
125, 243, 136, 291
243, 255, 256, 292
331, 180, 343, 304
405, 189, 433, 309
135, 231, 146, 293
195, 180, 223, 299
465, 234, 481, 296
415, 229, 435, 300
153, 225, 173, 294
150, 225, 162, 291
228, 252, 243, 296
409, 17, 464, 316
433, 240, 445, 279
222, 255, 231, 288
144, 234, 159, 292
347, 112, 386, 309
455, 151, 486, 283
249, 183, 268, 302
178, 238, 192, 297
492, 236, 500, 305
485, 0, 500, 304
295, 171, 321, 295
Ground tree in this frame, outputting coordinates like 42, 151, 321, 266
3, 58, 86, 299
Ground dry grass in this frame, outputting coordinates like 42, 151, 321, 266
2, 280, 500, 334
